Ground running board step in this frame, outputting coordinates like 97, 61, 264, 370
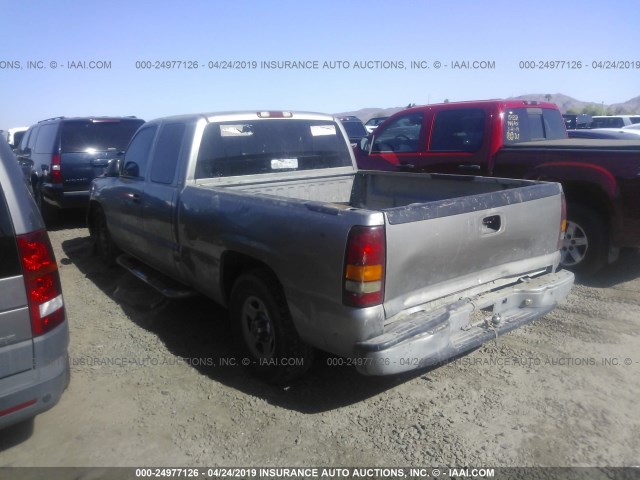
116, 255, 198, 299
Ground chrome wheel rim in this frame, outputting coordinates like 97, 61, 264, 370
561, 220, 589, 266
240, 295, 275, 359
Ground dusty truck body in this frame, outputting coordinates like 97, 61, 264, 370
88, 111, 573, 382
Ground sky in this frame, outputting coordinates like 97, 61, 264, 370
1, 0, 639, 130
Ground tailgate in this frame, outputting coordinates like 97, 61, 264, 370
60, 151, 120, 191
381, 181, 563, 319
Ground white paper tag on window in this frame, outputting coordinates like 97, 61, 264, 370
271, 158, 298, 169
220, 124, 254, 137
310, 125, 336, 136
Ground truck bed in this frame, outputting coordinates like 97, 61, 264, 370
502, 138, 640, 151
199, 170, 555, 213
194, 170, 563, 324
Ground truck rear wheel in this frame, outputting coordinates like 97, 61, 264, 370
91, 208, 120, 266
561, 204, 607, 276
230, 270, 314, 384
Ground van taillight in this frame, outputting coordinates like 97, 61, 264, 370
559, 191, 567, 249
343, 225, 385, 308
17, 230, 65, 336
51, 153, 62, 184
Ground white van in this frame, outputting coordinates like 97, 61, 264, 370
589, 115, 640, 128
6, 127, 29, 149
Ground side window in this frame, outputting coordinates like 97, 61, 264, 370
34, 124, 58, 154
17, 128, 33, 152
371, 113, 424, 153
429, 109, 485, 152
150, 123, 185, 184
122, 126, 157, 179
24, 126, 40, 152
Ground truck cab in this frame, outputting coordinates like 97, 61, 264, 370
355, 100, 566, 176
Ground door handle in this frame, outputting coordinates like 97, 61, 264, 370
126, 193, 141, 203
397, 163, 415, 171
458, 164, 481, 171
482, 215, 502, 234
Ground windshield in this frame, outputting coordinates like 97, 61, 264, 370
195, 119, 352, 179
503, 108, 566, 143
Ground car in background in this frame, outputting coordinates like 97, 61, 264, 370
6, 127, 29, 151
588, 115, 640, 128
15, 116, 144, 223
0, 137, 69, 430
365, 116, 389, 133
562, 114, 591, 130
567, 128, 640, 139
337, 116, 368, 147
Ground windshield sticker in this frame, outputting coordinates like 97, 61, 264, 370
310, 125, 336, 136
271, 158, 299, 169
505, 112, 520, 142
220, 124, 254, 137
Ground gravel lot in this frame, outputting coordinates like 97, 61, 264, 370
1, 214, 639, 468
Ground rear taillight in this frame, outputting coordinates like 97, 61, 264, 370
343, 225, 385, 308
559, 191, 567, 249
51, 153, 62, 184
17, 230, 65, 336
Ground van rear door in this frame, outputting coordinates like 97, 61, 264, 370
59, 118, 144, 192
0, 183, 33, 380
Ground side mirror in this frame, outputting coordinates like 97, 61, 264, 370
122, 161, 139, 178
105, 158, 122, 177
359, 137, 371, 154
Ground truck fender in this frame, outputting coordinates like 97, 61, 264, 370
523, 162, 618, 199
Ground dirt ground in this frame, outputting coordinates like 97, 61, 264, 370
1, 214, 639, 468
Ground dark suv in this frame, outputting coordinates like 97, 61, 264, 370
16, 116, 144, 222
337, 116, 368, 147
0, 137, 69, 429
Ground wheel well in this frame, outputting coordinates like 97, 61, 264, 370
220, 252, 280, 304
559, 182, 612, 225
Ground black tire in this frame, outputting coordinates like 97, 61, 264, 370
230, 269, 314, 384
36, 188, 58, 225
91, 207, 120, 266
561, 204, 607, 276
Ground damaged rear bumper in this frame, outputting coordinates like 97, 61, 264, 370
353, 270, 574, 375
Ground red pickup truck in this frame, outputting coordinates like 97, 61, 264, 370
355, 100, 640, 275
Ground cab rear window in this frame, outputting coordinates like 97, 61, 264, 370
504, 108, 567, 143
195, 119, 352, 179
